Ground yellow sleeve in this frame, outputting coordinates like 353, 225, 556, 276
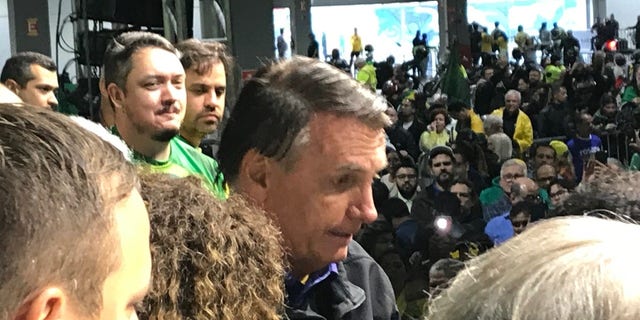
470, 114, 484, 134
515, 113, 533, 152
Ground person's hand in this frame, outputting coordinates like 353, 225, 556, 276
605, 123, 617, 131
428, 121, 436, 131
399, 150, 409, 158
633, 97, 640, 105
630, 129, 640, 153
582, 159, 609, 183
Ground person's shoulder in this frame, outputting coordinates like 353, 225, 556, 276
479, 185, 503, 204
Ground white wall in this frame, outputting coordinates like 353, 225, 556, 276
0, 0, 12, 65
606, 0, 639, 29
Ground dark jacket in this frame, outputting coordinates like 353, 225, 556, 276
285, 241, 400, 320
386, 125, 421, 161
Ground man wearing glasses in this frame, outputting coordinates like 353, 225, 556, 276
389, 156, 419, 211
484, 176, 550, 245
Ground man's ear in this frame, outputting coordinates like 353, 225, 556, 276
13, 287, 69, 320
4, 79, 21, 94
106, 82, 125, 111
236, 149, 271, 205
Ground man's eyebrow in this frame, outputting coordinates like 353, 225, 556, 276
335, 163, 366, 173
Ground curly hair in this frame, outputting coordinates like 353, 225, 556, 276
139, 174, 285, 320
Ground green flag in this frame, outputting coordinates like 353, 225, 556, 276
441, 42, 470, 105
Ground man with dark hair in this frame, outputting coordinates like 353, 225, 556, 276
389, 156, 419, 210
176, 39, 231, 149
474, 66, 496, 116
218, 56, 398, 319
0, 51, 58, 108
448, 100, 484, 134
103, 31, 226, 198
485, 177, 547, 244
0, 104, 150, 319
411, 146, 456, 221
538, 84, 571, 138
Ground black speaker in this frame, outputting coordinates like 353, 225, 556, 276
75, 0, 117, 22
114, 0, 164, 28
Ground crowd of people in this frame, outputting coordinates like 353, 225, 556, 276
2, 20, 640, 320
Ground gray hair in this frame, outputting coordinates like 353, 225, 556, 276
427, 216, 640, 320
505, 89, 522, 102
219, 56, 390, 182
500, 158, 527, 177
488, 133, 513, 162
483, 114, 503, 135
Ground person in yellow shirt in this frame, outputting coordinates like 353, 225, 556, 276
447, 100, 484, 135
350, 28, 363, 66
420, 108, 453, 152
480, 27, 494, 66
355, 58, 377, 91
491, 90, 533, 155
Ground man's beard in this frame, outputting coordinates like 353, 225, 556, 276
437, 171, 452, 189
398, 184, 417, 199
151, 129, 179, 142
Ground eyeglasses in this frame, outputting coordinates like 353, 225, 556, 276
396, 174, 417, 180
511, 220, 529, 228
536, 176, 554, 183
550, 189, 567, 198
452, 192, 470, 198
524, 194, 542, 203
432, 161, 452, 168
502, 173, 525, 180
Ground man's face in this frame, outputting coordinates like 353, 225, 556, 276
385, 107, 398, 126
431, 154, 453, 187
535, 164, 556, 190
182, 61, 226, 136
399, 99, 414, 118
529, 70, 541, 84
483, 68, 494, 80
517, 79, 529, 92
549, 184, 569, 207
553, 87, 567, 103
499, 165, 525, 193
112, 47, 186, 142
261, 113, 386, 274
15, 64, 59, 108
386, 151, 400, 171
602, 102, 617, 116
450, 182, 472, 209
510, 212, 530, 235
577, 114, 594, 136
511, 177, 540, 204
535, 146, 556, 167
505, 93, 521, 112
99, 188, 151, 319
395, 166, 418, 198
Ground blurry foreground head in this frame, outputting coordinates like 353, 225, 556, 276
0, 104, 148, 319
427, 216, 640, 320
139, 174, 284, 320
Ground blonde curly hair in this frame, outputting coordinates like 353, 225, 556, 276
139, 174, 285, 320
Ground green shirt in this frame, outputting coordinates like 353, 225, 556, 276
133, 136, 228, 199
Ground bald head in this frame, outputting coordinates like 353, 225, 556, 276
535, 164, 557, 189
511, 177, 539, 204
